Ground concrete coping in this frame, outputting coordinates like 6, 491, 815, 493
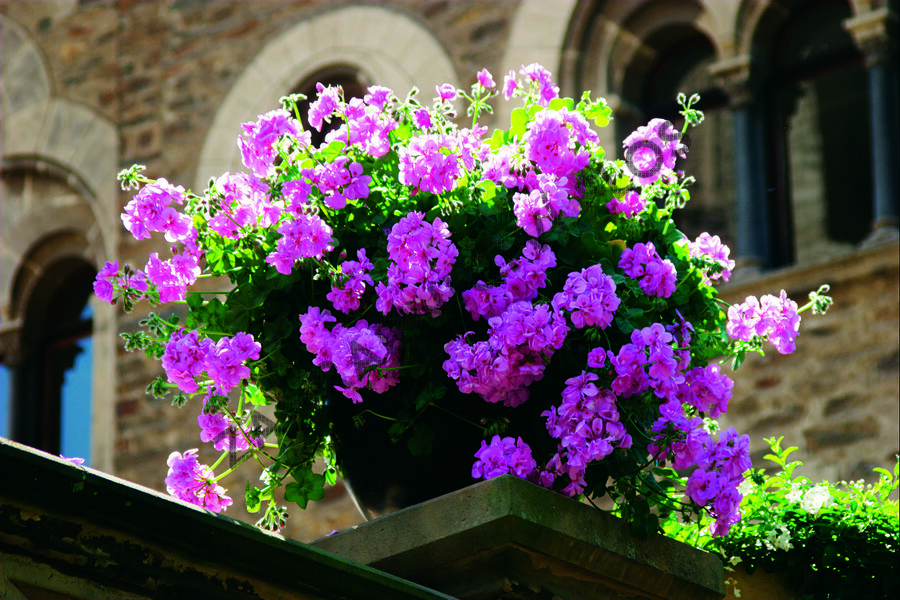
312, 475, 726, 600
0, 438, 454, 600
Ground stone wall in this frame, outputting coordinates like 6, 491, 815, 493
719, 242, 900, 484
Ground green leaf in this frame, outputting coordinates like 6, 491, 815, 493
244, 383, 268, 406
509, 108, 528, 138
487, 127, 507, 150
284, 469, 326, 509
245, 484, 262, 513
319, 139, 346, 162
324, 466, 337, 487
390, 123, 412, 144
407, 423, 435, 457
548, 97, 574, 111
414, 382, 447, 411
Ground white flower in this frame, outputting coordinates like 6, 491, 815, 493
738, 478, 755, 496
786, 487, 803, 504
801, 485, 833, 516
770, 523, 793, 550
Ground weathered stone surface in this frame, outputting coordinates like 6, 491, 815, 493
0, 439, 454, 600
718, 243, 900, 484
313, 475, 726, 600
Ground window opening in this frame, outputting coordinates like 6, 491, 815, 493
11, 261, 95, 463
767, 0, 872, 265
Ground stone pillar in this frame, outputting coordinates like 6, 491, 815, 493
845, 8, 900, 245
0, 319, 23, 437
710, 56, 772, 274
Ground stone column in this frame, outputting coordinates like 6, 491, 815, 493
845, 8, 899, 245
0, 319, 23, 438
710, 56, 772, 274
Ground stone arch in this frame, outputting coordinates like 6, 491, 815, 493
734, 0, 870, 60
0, 14, 118, 263
556, 1, 723, 154
0, 15, 53, 113
0, 14, 117, 471
494, 0, 579, 128
194, 5, 459, 189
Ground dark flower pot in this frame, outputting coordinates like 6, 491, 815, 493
325, 380, 509, 520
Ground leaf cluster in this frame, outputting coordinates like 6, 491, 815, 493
662, 437, 900, 599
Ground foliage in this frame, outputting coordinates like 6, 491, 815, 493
662, 437, 900, 599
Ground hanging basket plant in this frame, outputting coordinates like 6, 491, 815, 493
99, 64, 832, 535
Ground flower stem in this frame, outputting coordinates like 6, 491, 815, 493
430, 402, 486, 432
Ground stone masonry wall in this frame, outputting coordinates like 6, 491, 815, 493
719, 242, 900, 485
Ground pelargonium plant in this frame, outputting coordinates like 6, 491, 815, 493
662, 437, 899, 599
99, 64, 831, 535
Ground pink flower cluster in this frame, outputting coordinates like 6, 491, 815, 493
619, 242, 678, 298
93, 260, 148, 304
298, 307, 401, 404
543, 371, 633, 496
208, 172, 281, 240
327, 249, 375, 313
726, 290, 800, 354
308, 83, 341, 132
265, 212, 334, 275
462, 240, 556, 321
238, 108, 306, 178
476, 68, 495, 89
551, 264, 621, 329
165, 449, 233, 513
609, 323, 688, 401
503, 63, 559, 106
481, 142, 528, 189
146, 251, 201, 304
323, 95, 398, 158
363, 85, 392, 111
118, 178, 206, 303
649, 402, 749, 536
687, 233, 735, 284
524, 109, 596, 180
398, 131, 485, 195
375, 212, 458, 316
606, 190, 647, 218
512, 174, 581, 237
435, 83, 457, 102
198, 410, 265, 452
122, 178, 193, 243
443, 301, 568, 407
676, 364, 734, 418
311, 156, 370, 210
622, 118, 687, 187
161, 329, 261, 396
471, 435, 537, 480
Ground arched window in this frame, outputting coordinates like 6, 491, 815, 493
766, 0, 872, 265
617, 26, 736, 249
8, 259, 95, 462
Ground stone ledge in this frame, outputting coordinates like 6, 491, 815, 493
312, 475, 725, 600
0, 438, 454, 600
719, 240, 899, 302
